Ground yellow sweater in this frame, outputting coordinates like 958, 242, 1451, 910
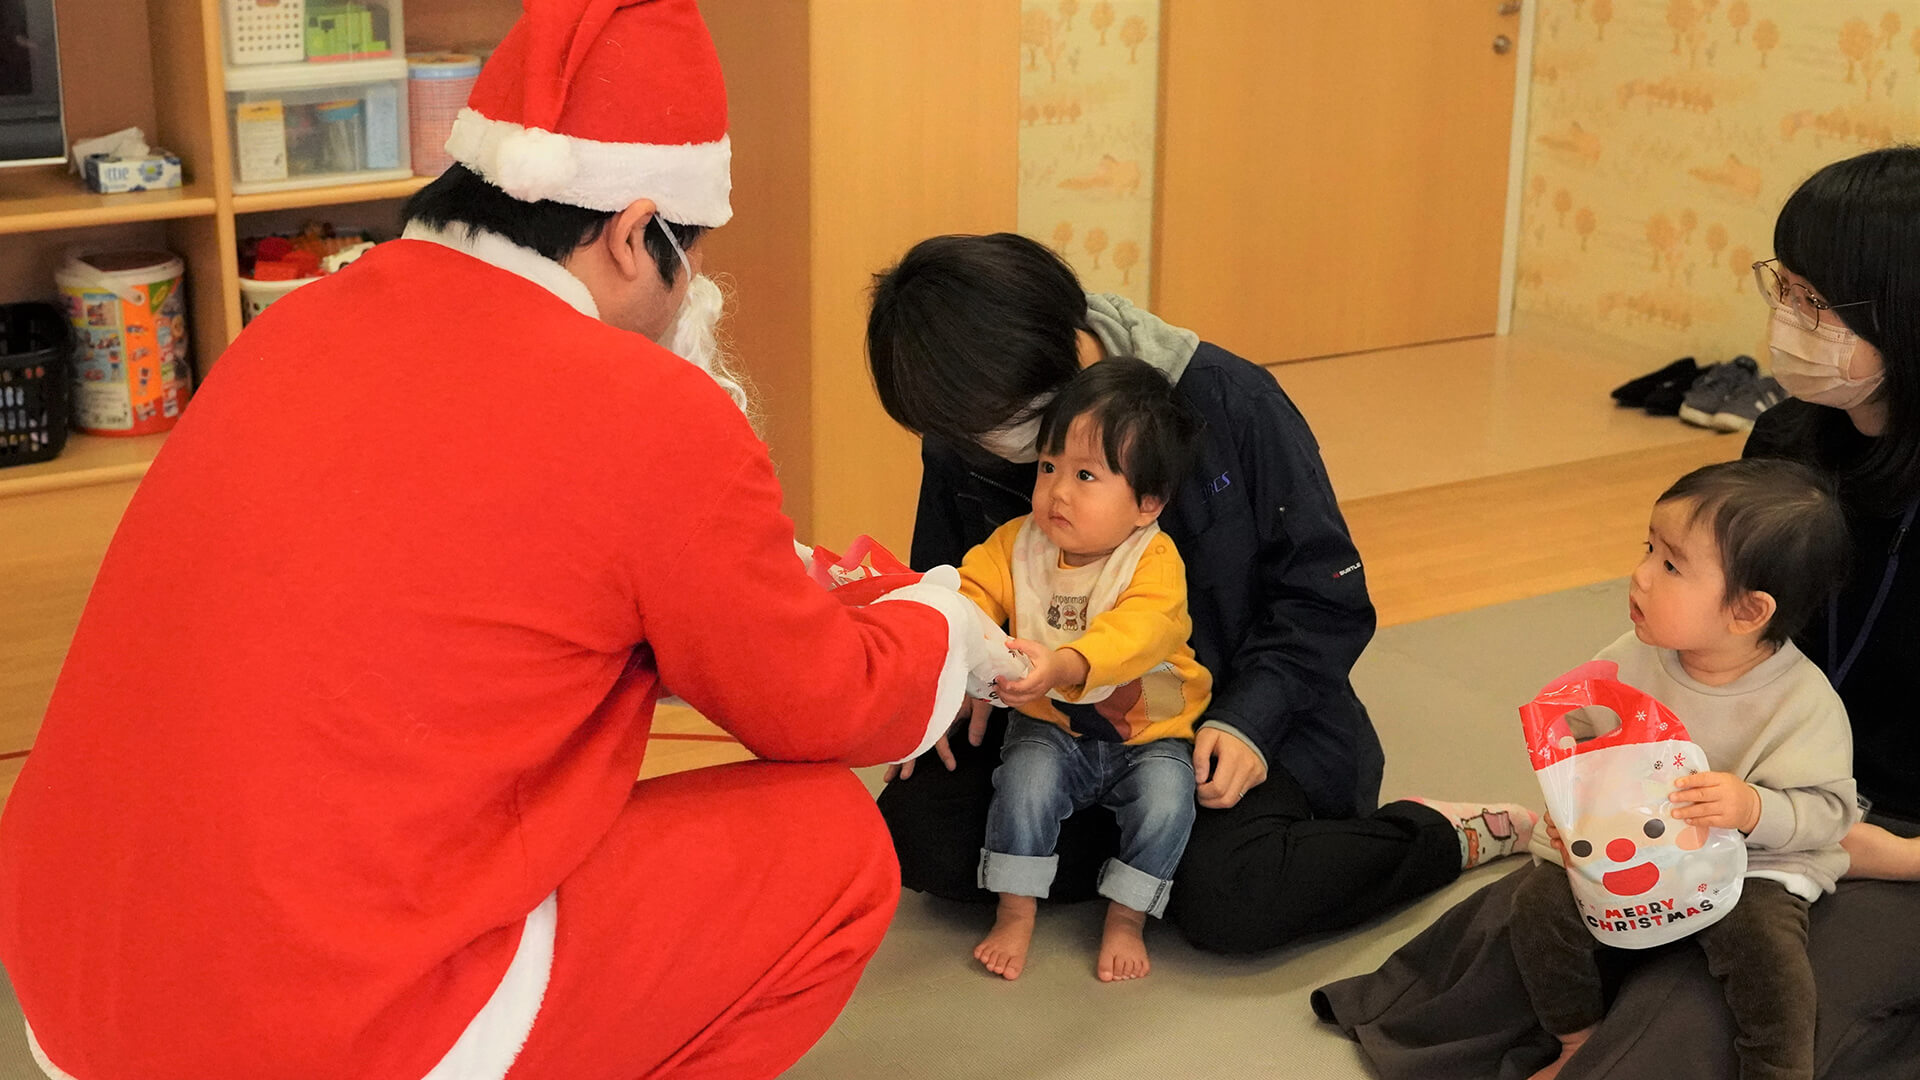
957, 517, 1212, 744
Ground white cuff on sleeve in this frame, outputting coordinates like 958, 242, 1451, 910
871, 566, 976, 764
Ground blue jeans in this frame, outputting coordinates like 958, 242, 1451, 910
978, 715, 1197, 917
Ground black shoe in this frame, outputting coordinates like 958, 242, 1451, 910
1612, 357, 1699, 407
1643, 363, 1711, 416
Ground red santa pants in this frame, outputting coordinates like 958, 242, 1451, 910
504, 761, 899, 1080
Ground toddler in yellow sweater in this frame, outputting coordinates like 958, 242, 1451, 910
959, 357, 1212, 983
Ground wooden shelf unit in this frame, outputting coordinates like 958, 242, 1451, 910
232, 174, 432, 214
0, 433, 168, 499
0, 0, 511, 392
0, 169, 220, 234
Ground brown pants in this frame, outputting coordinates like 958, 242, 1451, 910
1511, 863, 1814, 1080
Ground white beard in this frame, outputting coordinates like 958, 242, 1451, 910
661, 273, 752, 417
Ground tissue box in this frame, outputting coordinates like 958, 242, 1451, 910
82, 151, 184, 194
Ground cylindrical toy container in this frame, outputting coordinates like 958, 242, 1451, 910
239, 273, 323, 325
56, 250, 193, 436
407, 52, 481, 177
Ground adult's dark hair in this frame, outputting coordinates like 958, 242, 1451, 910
867, 233, 1091, 445
1773, 147, 1920, 514
1658, 458, 1851, 647
402, 164, 705, 288
1035, 356, 1202, 504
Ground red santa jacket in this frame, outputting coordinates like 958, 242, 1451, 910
0, 237, 956, 1079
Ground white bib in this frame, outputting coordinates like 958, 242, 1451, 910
1009, 519, 1160, 705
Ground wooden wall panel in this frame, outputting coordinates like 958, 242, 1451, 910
698, 0, 815, 530
54, 0, 159, 152
807, 1, 1020, 552
1156, 0, 1519, 364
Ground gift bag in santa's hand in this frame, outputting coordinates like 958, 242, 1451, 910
798, 535, 1031, 702
1521, 660, 1747, 949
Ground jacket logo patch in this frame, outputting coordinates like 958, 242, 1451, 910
1333, 561, 1363, 579
1047, 593, 1091, 631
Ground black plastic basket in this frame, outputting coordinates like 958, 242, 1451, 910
0, 302, 72, 468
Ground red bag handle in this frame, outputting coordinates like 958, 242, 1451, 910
1519, 660, 1690, 771
808, 535, 915, 592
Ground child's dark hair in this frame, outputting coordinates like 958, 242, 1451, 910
1657, 459, 1850, 647
1036, 357, 1203, 504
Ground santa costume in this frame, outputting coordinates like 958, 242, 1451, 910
0, 2, 983, 1077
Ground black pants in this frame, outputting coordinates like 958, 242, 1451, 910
875, 710, 1463, 954
1512, 865, 1815, 1080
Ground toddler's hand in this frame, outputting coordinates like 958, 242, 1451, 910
993, 639, 1054, 707
1542, 810, 1566, 858
1670, 771, 1761, 833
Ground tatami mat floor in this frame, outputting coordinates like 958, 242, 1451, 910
779, 579, 1622, 1079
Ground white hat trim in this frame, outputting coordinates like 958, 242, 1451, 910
446, 108, 733, 226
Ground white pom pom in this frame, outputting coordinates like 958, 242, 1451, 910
494, 127, 579, 201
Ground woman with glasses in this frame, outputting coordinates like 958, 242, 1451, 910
1745, 148, 1920, 878
1314, 147, 1920, 1080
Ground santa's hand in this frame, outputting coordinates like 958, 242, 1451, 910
885, 696, 992, 782
1671, 771, 1761, 833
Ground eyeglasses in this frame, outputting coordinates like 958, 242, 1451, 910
1752, 258, 1875, 333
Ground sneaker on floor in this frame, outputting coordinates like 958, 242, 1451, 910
1410, 798, 1540, 869
1642, 363, 1711, 416
1709, 373, 1786, 433
1677, 355, 1760, 429
1611, 357, 1698, 408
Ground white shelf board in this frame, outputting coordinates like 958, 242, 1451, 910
224, 56, 409, 93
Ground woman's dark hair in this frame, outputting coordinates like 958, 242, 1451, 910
1036, 357, 1202, 504
402, 164, 705, 287
1658, 459, 1851, 647
1773, 147, 1920, 514
867, 233, 1091, 444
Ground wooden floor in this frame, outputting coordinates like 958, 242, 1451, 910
0, 317, 1746, 795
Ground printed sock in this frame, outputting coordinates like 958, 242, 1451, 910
1411, 798, 1540, 869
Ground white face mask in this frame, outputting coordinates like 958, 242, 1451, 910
976, 398, 1051, 462
1768, 307, 1885, 410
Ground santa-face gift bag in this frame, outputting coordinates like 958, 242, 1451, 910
1520, 660, 1747, 949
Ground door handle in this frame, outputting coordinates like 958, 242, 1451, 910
1493, 34, 1513, 54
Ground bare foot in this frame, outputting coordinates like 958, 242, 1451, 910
974, 894, 1037, 981
1097, 902, 1150, 982
1525, 1027, 1593, 1080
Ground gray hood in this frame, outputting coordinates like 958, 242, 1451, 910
1084, 292, 1198, 384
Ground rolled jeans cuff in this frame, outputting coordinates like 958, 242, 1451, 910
1097, 856, 1175, 918
978, 848, 1059, 899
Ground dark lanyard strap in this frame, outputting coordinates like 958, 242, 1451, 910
1830, 496, 1920, 689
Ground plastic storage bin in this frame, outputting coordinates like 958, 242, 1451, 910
407, 52, 481, 177
225, 0, 307, 66
0, 303, 71, 467
222, 0, 403, 66
227, 59, 411, 192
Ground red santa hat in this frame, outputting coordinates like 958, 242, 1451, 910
446, 0, 732, 226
